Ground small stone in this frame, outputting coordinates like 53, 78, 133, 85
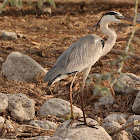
0, 57, 4, 63
42, 6, 52, 14
1, 51, 47, 82
48, 118, 112, 140
132, 91, 140, 114
71, 36, 77, 41
102, 121, 122, 133
39, 98, 83, 120
0, 116, 5, 127
5, 120, 14, 129
36, 136, 51, 140
0, 30, 18, 40
0, 93, 8, 113
29, 120, 57, 130
8, 93, 35, 121
17, 33, 26, 39
94, 94, 114, 109
114, 73, 140, 94
104, 113, 129, 124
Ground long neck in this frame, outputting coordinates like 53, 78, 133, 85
100, 19, 117, 56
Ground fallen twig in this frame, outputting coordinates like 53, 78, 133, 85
17, 124, 55, 133
108, 119, 140, 135
17, 132, 39, 137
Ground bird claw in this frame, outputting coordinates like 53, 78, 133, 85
77, 119, 98, 129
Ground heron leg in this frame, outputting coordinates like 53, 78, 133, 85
70, 72, 77, 120
80, 67, 91, 125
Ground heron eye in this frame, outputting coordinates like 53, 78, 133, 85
115, 14, 123, 19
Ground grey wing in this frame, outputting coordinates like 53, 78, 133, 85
44, 34, 104, 85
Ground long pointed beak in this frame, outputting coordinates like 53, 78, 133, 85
119, 17, 140, 26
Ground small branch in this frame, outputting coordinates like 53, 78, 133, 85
108, 122, 134, 135
118, 0, 138, 73
17, 132, 39, 137
17, 124, 55, 132
108, 119, 140, 135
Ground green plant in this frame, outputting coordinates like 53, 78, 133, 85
0, 0, 55, 12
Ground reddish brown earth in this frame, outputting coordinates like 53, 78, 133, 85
0, 3, 140, 139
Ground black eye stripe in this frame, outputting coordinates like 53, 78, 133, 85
105, 11, 118, 16
105, 11, 123, 19
100, 40, 105, 49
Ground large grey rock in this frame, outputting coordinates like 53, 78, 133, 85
39, 98, 83, 120
48, 118, 112, 140
29, 120, 57, 130
8, 93, 35, 121
1, 51, 47, 82
132, 91, 140, 114
94, 94, 114, 109
0, 93, 8, 113
123, 115, 140, 138
104, 113, 129, 124
114, 73, 140, 94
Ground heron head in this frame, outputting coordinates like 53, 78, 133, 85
94, 11, 135, 30
103, 11, 133, 24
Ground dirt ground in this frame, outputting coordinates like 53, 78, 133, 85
0, 3, 140, 139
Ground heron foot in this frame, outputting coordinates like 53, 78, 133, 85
77, 118, 98, 129
67, 117, 75, 128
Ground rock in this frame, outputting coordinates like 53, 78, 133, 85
39, 98, 83, 120
0, 116, 5, 132
1, 51, 47, 82
5, 120, 14, 129
123, 115, 140, 138
102, 121, 122, 133
17, 33, 26, 39
132, 91, 140, 114
0, 116, 5, 127
114, 73, 140, 94
8, 93, 35, 121
36, 136, 51, 140
0, 30, 25, 40
94, 94, 114, 109
104, 113, 129, 124
48, 118, 112, 140
29, 120, 57, 130
0, 93, 8, 113
102, 121, 133, 140
0, 30, 18, 40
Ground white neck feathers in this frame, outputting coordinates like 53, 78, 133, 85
100, 17, 117, 56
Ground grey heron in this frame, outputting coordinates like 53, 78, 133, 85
44, 11, 134, 125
